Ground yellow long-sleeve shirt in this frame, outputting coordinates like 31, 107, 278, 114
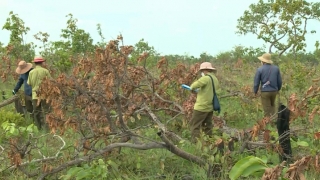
27, 65, 51, 99
190, 73, 219, 112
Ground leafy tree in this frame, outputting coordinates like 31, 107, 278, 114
131, 39, 157, 58
60, 14, 95, 54
95, 23, 107, 48
0, 42, 5, 54
37, 14, 95, 72
199, 52, 214, 62
286, 51, 319, 65
185, 55, 198, 63
2, 11, 35, 61
34, 31, 50, 51
3, 11, 28, 44
215, 45, 265, 63
313, 49, 320, 62
237, 0, 320, 57
130, 39, 159, 67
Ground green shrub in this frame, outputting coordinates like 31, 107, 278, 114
0, 109, 25, 126
60, 159, 120, 180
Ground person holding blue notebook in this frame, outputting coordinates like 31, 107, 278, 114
188, 62, 219, 142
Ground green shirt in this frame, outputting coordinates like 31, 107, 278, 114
27, 65, 51, 99
190, 73, 220, 112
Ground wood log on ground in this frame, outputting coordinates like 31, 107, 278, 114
0, 95, 19, 108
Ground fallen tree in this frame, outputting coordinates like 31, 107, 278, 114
0, 36, 216, 179
0, 95, 19, 108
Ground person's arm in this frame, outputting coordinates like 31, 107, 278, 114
277, 69, 282, 91
253, 69, 261, 94
13, 75, 24, 93
27, 73, 32, 87
190, 76, 208, 90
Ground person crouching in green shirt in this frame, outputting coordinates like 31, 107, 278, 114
27, 56, 51, 131
189, 62, 219, 142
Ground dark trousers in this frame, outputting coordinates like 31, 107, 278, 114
32, 99, 50, 130
261, 91, 278, 117
190, 110, 213, 142
277, 104, 292, 162
14, 98, 24, 115
25, 95, 33, 113
15, 95, 33, 116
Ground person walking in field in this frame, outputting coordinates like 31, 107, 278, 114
253, 53, 282, 117
189, 62, 219, 142
13, 61, 34, 117
27, 55, 51, 130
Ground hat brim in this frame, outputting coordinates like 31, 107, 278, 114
199, 67, 216, 71
33, 59, 45, 63
15, 63, 33, 74
258, 57, 273, 64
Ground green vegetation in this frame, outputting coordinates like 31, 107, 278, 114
0, 0, 320, 179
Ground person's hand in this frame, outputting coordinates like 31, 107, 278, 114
191, 90, 197, 94
12, 90, 16, 95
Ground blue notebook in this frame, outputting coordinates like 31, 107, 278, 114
181, 84, 199, 92
181, 84, 192, 90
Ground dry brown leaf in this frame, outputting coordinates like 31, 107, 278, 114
309, 105, 319, 123
284, 156, 312, 180
261, 161, 286, 180
305, 85, 314, 96
314, 132, 320, 140
215, 138, 223, 146
312, 78, 320, 82
263, 130, 271, 143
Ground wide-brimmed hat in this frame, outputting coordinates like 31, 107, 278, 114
15, 61, 33, 74
199, 62, 216, 71
258, 53, 273, 64
33, 55, 45, 63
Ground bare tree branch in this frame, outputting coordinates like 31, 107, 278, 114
0, 95, 19, 108
157, 130, 206, 167
154, 92, 184, 112
143, 104, 183, 142
37, 142, 166, 180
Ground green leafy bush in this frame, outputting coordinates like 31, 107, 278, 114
60, 159, 120, 180
0, 110, 38, 142
0, 109, 25, 126
1, 121, 38, 139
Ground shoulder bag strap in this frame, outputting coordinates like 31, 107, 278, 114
267, 65, 272, 81
207, 75, 216, 96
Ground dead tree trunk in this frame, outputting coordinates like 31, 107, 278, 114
0, 95, 19, 108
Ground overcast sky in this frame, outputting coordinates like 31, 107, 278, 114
0, 0, 319, 57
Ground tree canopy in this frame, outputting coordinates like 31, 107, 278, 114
237, 0, 320, 56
